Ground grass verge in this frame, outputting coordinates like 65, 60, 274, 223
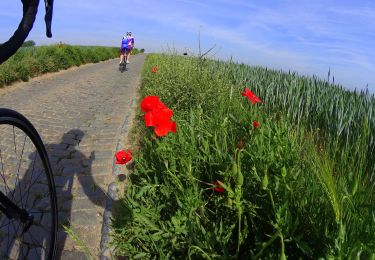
0, 43, 142, 87
111, 54, 375, 259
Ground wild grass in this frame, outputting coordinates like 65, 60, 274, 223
0, 43, 141, 87
63, 224, 93, 260
111, 54, 375, 259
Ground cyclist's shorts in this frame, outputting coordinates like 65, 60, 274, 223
120, 47, 132, 55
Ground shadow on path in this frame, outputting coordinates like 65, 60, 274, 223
0, 128, 118, 259
45, 129, 112, 259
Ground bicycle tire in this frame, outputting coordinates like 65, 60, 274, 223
119, 56, 127, 72
0, 108, 57, 260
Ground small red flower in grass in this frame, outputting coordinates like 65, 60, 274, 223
213, 181, 225, 193
144, 108, 173, 127
151, 66, 158, 73
140, 96, 167, 113
145, 108, 176, 137
141, 96, 177, 137
253, 121, 260, 129
241, 87, 262, 104
154, 121, 176, 137
115, 150, 132, 164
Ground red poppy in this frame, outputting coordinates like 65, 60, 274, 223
151, 66, 158, 73
144, 108, 176, 137
144, 108, 173, 127
141, 96, 177, 137
140, 96, 167, 113
154, 120, 177, 137
115, 150, 132, 164
253, 121, 260, 128
213, 181, 225, 193
241, 87, 262, 104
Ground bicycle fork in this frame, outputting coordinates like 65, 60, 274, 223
0, 191, 34, 233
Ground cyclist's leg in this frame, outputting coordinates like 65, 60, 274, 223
126, 48, 132, 63
123, 49, 127, 70
119, 49, 125, 64
124, 49, 128, 63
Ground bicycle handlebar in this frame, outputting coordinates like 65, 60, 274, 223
0, 0, 54, 65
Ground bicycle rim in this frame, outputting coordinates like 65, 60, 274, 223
0, 108, 57, 260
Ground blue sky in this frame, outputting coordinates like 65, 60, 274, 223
1, 0, 375, 92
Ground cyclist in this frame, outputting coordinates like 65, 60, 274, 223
119, 32, 135, 65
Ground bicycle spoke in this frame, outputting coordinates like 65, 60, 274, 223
0, 218, 15, 229
14, 134, 27, 209
13, 126, 17, 155
11, 218, 21, 238
28, 231, 45, 250
5, 223, 11, 256
5, 219, 20, 256
20, 169, 45, 207
41, 190, 52, 200
7, 128, 27, 205
17, 148, 37, 207
0, 149, 14, 199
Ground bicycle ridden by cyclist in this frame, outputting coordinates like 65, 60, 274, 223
119, 31, 135, 65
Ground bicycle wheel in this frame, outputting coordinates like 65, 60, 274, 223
0, 108, 57, 259
119, 55, 126, 72
119, 60, 125, 72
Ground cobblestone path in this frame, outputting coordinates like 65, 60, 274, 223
0, 54, 146, 259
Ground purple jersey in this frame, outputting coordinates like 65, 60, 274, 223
121, 36, 134, 50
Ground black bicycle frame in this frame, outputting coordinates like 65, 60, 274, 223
0, 190, 27, 221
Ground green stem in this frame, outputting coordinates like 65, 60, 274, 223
280, 233, 286, 260
253, 231, 280, 259
237, 208, 242, 254
235, 148, 244, 255
268, 189, 276, 216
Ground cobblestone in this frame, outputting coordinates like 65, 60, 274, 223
0, 54, 145, 258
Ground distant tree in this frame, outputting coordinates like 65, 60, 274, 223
140, 48, 145, 53
22, 40, 36, 47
